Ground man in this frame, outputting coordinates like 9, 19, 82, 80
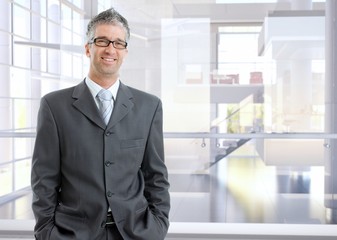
31, 8, 170, 240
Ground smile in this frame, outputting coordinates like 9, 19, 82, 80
101, 57, 116, 62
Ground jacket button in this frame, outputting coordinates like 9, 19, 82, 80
107, 191, 114, 197
105, 161, 112, 167
105, 131, 112, 136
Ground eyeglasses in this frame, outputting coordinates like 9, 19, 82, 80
89, 38, 128, 49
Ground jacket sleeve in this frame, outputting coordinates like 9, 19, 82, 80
141, 99, 170, 235
31, 97, 60, 239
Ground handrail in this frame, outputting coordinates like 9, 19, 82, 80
1, 220, 337, 239
0, 132, 36, 138
164, 132, 337, 139
1, 131, 337, 139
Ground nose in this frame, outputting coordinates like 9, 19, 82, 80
105, 42, 117, 52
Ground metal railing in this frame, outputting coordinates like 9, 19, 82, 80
1, 220, 337, 240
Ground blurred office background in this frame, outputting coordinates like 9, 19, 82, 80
0, 0, 337, 239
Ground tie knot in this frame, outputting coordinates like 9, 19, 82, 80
97, 89, 113, 101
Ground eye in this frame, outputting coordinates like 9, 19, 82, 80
96, 39, 109, 45
114, 41, 126, 48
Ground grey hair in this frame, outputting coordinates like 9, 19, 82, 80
86, 8, 130, 42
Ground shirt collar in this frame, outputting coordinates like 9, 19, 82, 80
85, 76, 120, 100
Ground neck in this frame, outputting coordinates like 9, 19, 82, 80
89, 73, 118, 89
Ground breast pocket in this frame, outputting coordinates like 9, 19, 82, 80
120, 139, 145, 166
120, 139, 145, 149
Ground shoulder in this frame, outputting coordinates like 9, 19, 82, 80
39, 83, 84, 111
43, 87, 74, 100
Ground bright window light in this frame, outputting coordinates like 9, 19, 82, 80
216, 0, 277, 3
216, 0, 325, 3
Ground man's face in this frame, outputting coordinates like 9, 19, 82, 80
85, 23, 128, 82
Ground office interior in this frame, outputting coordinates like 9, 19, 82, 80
0, 0, 337, 239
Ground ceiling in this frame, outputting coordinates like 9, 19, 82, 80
111, 0, 325, 40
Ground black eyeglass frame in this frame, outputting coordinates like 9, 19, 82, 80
89, 38, 128, 49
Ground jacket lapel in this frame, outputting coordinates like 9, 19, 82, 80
72, 80, 106, 130
107, 82, 134, 129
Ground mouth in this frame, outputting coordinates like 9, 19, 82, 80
101, 57, 116, 63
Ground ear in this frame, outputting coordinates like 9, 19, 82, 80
85, 43, 91, 57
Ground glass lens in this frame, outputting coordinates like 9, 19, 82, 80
95, 38, 109, 47
113, 41, 127, 49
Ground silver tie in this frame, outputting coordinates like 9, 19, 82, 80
96, 89, 113, 125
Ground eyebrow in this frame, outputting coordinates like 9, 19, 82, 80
94, 36, 126, 42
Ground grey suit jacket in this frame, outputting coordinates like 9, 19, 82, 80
31, 80, 170, 240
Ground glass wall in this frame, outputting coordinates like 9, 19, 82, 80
1, 0, 335, 227
0, 0, 88, 211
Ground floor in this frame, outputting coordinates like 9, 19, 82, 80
0, 143, 331, 224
